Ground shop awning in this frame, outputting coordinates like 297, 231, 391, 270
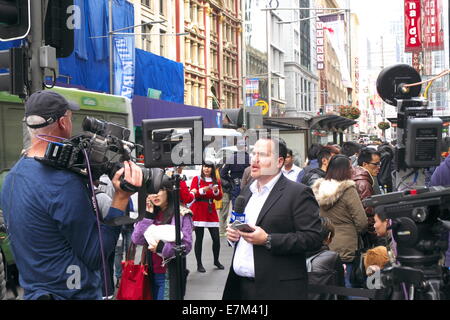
263, 117, 310, 130
309, 115, 356, 132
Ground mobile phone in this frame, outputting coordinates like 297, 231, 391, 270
231, 221, 255, 233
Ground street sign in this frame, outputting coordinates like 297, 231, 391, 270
255, 100, 269, 116
0, 0, 30, 41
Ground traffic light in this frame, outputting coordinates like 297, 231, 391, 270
0, 0, 30, 41
44, 0, 74, 58
0, 47, 27, 97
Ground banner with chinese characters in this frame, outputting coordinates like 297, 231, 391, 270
423, 0, 444, 50
316, 18, 324, 70
405, 0, 422, 52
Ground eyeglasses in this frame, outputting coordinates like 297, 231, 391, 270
368, 162, 381, 167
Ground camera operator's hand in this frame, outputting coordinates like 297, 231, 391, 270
111, 161, 143, 212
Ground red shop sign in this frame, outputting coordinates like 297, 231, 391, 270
405, 0, 422, 52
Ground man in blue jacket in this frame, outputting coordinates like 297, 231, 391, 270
430, 154, 450, 267
0, 91, 142, 300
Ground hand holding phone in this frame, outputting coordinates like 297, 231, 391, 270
230, 220, 255, 233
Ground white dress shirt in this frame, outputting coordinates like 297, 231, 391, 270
233, 172, 282, 278
282, 164, 301, 182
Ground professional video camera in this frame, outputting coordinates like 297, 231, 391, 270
36, 115, 204, 300
376, 64, 443, 170
37, 116, 203, 194
364, 64, 450, 299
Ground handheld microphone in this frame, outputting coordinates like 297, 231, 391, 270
230, 195, 246, 224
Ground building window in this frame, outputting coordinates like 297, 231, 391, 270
294, 49, 300, 63
300, 0, 311, 70
141, 0, 151, 9
159, 0, 165, 16
142, 21, 152, 52
160, 30, 166, 56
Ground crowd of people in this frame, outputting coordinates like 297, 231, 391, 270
4, 91, 450, 301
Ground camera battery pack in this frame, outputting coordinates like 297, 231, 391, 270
405, 117, 442, 168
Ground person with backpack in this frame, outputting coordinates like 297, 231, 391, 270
301, 145, 339, 187
306, 217, 345, 300
190, 163, 224, 273
311, 155, 368, 289
296, 143, 322, 183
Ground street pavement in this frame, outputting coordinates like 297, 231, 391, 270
184, 235, 233, 300
5, 230, 234, 300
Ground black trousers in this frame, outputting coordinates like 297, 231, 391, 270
194, 227, 220, 265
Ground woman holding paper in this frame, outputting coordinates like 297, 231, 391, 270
189, 163, 224, 273
131, 188, 193, 300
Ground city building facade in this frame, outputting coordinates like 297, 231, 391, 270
132, 0, 243, 110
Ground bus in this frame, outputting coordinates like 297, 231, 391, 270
0, 87, 134, 171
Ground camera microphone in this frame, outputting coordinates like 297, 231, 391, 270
230, 195, 246, 224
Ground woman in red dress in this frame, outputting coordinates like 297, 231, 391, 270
189, 163, 224, 273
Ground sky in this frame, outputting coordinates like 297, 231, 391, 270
346, 0, 404, 37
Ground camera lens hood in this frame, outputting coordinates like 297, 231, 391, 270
376, 64, 422, 106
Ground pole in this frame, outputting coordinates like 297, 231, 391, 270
266, 9, 272, 117
109, 0, 114, 94
242, 0, 247, 128
172, 174, 185, 300
23, 0, 45, 152
29, 0, 44, 94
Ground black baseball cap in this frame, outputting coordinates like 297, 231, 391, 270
24, 90, 80, 129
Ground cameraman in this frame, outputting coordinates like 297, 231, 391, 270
0, 91, 142, 300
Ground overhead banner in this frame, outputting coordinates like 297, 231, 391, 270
114, 36, 135, 99
405, 0, 422, 52
319, 14, 352, 88
316, 9, 324, 71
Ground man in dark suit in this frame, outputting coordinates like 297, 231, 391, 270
222, 137, 322, 300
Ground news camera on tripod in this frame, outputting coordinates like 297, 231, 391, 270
363, 64, 450, 300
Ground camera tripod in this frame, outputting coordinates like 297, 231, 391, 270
380, 214, 450, 300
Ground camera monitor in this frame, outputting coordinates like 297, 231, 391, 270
142, 117, 204, 168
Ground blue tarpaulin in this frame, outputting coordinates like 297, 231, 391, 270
58, 0, 134, 93
134, 49, 184, 103
1, 0, 184, 105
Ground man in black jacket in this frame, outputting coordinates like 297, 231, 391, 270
223, 137, 322, 300
377, 144, 394, 193
301, 145, 338, 187
220, 141, 250, 206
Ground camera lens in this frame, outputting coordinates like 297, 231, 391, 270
83, 117, 106, 135
412, 207, 428, 223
